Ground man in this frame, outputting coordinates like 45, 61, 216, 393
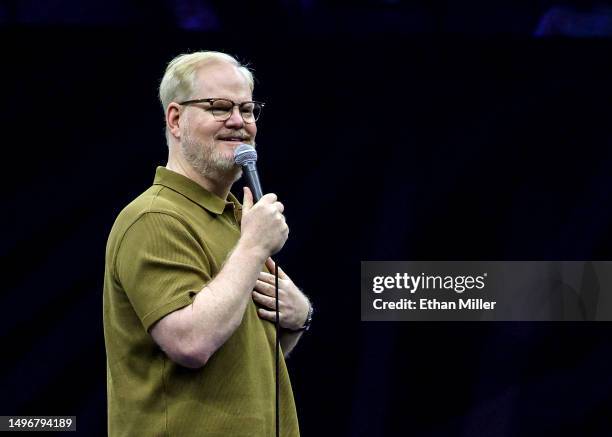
103, 51, 311, 436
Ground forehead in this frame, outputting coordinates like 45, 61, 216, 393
192, 62, 252, 101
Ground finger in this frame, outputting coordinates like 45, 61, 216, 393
276, 202, 284, 213
258, 271, 276, 285
265, 255, 290, 280
242, 186, 253, 212
265, 257, 275, 273
261, 193, 277, 203
254, 279, 277, 296
276, 264, 289, 280
258, 272, 288, 289
252, 290, 277, 309
264, 261, 289, 281
258, 308, 281, 323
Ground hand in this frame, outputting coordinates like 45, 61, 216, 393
240, 187, 289, 257
252, 258, 310, 330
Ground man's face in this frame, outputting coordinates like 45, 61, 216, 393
179, 62, 257, 181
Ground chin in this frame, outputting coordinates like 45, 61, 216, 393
213, 154, 240, 171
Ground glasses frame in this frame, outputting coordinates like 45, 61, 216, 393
178, 98, 265, 124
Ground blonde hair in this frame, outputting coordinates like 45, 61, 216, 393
159, 51, 254, 112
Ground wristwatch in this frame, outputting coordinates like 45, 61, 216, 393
297, 303, 313, 331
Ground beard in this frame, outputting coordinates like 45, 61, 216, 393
180, 130, 243, 184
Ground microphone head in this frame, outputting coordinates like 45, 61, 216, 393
234, 144, 258, 166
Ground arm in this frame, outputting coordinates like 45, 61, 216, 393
151, 188, 288, 368
280, 329, 305, 358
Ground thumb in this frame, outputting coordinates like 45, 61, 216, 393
242, 186, 254, 212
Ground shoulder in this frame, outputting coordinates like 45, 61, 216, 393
113, 185, 190, 234
105, 186, 194, 268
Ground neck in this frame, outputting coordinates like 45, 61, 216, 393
166, 157, 235, 199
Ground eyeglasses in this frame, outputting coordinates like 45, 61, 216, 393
178, 98, 265, 124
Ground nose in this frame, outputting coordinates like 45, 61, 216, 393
224, 105, 245, 128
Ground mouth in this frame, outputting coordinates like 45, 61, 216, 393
217, 135, 250, 143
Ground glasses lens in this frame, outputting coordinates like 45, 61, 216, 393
209, 99, 234, 120
206, 99, 262, 123
242, 102, 262, 123
240, 102, 259, 123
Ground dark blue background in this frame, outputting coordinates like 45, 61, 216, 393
2, 5, 612, 435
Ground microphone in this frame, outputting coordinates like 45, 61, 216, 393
234, 144, 263, 202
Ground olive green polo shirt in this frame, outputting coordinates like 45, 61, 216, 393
103, 166, 299, 437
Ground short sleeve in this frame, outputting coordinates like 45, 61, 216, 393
115, 212, 212, 331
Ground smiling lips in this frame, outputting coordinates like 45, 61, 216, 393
217, 135, 249, 142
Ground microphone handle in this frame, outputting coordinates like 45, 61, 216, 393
242, 162, 263, 202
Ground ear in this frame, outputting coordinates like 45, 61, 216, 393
166, 102, 182, 140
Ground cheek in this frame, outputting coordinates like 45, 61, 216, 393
190, 120, 219, 139
180, 114, 195, 136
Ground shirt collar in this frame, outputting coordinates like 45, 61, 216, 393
153, 166, 241, 215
